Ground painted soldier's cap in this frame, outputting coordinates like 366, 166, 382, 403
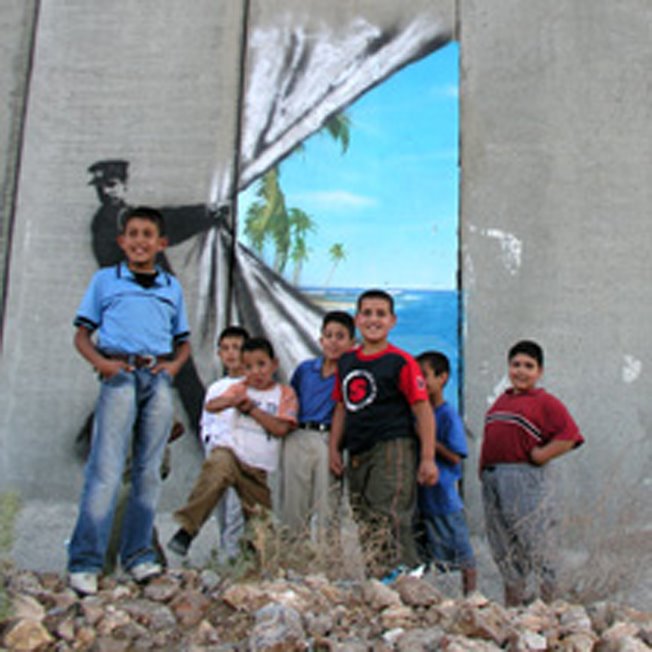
87, 159, 129, 185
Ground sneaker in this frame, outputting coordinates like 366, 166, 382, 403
167, 528, 193, 556
69, 571, 98, 596
129, 561, 162, 583
380, 565, 407, 585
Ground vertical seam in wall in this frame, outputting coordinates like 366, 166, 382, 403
0, 0, 42, 348
226, 0, 251, 325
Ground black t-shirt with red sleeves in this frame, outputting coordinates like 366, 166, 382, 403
333, 343, 428, 455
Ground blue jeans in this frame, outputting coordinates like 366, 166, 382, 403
68, 368, 174, 573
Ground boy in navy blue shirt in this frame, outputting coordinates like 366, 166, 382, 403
280, 311, 355, 538
68, 206, 191, 595
416, 351, 476, 594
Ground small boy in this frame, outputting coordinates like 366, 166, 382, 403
68, 206, 191, 595
201, 325, 249, 560
168, 337, 298, 556
281, 311, 355, 537
416, 351, 477, 595
480, 340, 584, 606
329, 289, 438, 572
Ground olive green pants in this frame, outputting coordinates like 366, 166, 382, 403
348, 438, 419, 572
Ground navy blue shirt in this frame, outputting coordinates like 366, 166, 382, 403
291, 357, 337, 425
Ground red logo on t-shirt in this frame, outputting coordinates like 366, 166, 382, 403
343, 369, 377, 412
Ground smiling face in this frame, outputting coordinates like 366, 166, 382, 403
243, 349, 278, 390
355, 297, 396, 350
117, 216, 166, 272
320, 321, 354, 362
508, 353, 543, 393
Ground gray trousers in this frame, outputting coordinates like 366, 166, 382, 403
481, 463, 557, 588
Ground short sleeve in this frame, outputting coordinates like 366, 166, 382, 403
277, 385, 299, 425
397, 355, 429, 404
74, 272, 103, 331
544, 393, 584, 447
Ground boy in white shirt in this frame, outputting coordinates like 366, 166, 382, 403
200, 326, 249, 560
168, 337, 298, 556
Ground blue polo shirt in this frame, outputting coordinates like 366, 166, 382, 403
291, 356, 337, 425
418, 401, 468, 516
74, 262, 190, 356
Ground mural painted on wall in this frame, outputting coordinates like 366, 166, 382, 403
237, 42, 460, 406
80, 17, 459, 437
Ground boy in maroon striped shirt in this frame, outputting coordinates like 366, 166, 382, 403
480, 340, 584, 606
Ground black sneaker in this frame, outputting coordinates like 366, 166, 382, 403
167, 528, 193, 556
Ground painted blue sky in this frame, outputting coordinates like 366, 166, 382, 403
238, 41, 459, 290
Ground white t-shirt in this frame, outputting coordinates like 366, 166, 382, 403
222, 382, 298, 472
200, 376, 245, 455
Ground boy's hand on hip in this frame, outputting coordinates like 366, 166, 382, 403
152, 361, 178, 377
417, 458, 439, 486
98, 358, 132, 379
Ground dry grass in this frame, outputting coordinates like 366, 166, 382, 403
0, 492, 21, 620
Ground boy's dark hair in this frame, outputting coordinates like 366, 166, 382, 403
121, 206, 166, 236
508, 340, 544, 367
322, 310, 355, 339
356, 288, 394, 314
242, 336, 275, 359
218, 325, 250, 347
417, 350, 450, 376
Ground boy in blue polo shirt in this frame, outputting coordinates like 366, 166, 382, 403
68, 206, 191, 595
416, 351, 476, 595
280, 311, 355, 538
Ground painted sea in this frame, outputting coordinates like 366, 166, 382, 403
302, 287, 460, 409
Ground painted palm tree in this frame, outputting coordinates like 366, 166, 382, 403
242, 112, 350, 277
289, 207, 315, 284
325, 242, 346, 287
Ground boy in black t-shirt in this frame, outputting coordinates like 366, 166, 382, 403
329, 289, 438, 573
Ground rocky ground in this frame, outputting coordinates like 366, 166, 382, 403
2, 564, 652, 651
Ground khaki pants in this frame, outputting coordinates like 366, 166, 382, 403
348, 438, 419, 571
281, 428, 340, 538
174, 446, 271, 536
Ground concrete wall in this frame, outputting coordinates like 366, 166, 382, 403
1, 0, 651, 540
0, 0, 245, 504
460, 0, 652, 529
0, 0, 38, 327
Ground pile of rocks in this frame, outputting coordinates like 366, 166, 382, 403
2, 566, 651, 651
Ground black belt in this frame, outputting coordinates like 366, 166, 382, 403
105, 353, 172, 369
298, 421, 331, 433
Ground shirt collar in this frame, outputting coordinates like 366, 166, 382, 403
117, 261, 169, 286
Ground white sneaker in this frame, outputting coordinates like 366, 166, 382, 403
129, 561, 162, 583
69, 572, 98, 596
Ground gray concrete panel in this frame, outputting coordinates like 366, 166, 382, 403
0, 0, 38, 326
460, 0, 652, 531
0, 0, 244, 504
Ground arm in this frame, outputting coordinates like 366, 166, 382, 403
154, 340, 191, 378
204, 392, 243, 413
74, 326, 129, 378
329, 402, 346, 476
436, 441, 462, 466
411, 399, 439, 486
238, 399, 295, 438
529, 439, 576, 466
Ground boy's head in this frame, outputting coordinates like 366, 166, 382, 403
355, 289, 396, 347
417, 351, 450, 399
507, 340, 543, 393
242, 337, 278, 390
320, 311, 355, 362
117, 206, 167, 271
217, 325, 249, 376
